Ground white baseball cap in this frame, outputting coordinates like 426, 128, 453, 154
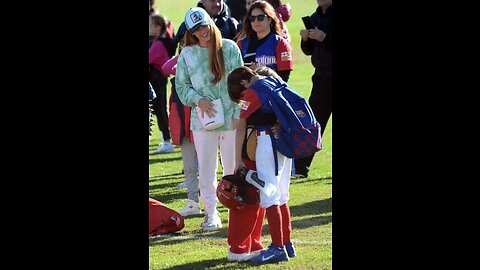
184, 7, 211, 33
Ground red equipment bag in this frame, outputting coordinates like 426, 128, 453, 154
149, 198, 185, 236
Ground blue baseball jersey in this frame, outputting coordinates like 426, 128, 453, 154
238, 33, 293, 71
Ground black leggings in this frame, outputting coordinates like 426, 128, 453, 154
150, 68, 171, 141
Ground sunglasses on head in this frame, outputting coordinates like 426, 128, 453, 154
248, 14, 267, 22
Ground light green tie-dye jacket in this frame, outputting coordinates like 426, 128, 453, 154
175, 39, 243, 131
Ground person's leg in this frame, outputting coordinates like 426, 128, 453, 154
177, 137, 201, 216
265, 205, 283, 247
280, 203, 295, 257
151, 75, 171, 140
150, 73, 174, 154
180, 137, 199, 202
278, 155, 295, 256
262, 152, 291, 248
228, 204, 259, 254
250, 133, 288, 263
218, 130, 236, 176
192, 131, 219, 217
156, 77, 171, 142
315, 75, 332, 138
278, 155, 292, 206
250, 206, 265, 252
255, 133, 281, 208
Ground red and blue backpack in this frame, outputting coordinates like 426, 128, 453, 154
250, 77, 322, 160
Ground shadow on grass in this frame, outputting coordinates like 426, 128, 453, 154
150, 193, 187, 204
149, 183, 181, 190
162, 258, 253, 270
291, 214, 332, 229
149, 156, 182, 165
289, 198, 332, 216
291, 176, 332, 185
149, 173, 185, 183
149, 227, 229, 247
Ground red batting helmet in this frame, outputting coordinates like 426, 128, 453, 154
217, 174, 259, 210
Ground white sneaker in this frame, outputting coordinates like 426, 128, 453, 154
176, 182, 187, 189
178, 199, 201, 217
201, 212, 222, 231
227, 251, 258, 262
152, 142, 174, 154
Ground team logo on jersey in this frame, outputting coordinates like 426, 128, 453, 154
241, 100, 251, 111
281, 51, 292, 61
295, 110, 306, 118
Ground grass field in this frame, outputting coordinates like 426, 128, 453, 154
150, 1, 332, 269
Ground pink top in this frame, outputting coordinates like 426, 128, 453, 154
149, 40, 170, 75
161, 55, 179, 76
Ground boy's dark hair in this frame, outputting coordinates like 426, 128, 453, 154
253, 66, 281, 80
227, 66, 257, 103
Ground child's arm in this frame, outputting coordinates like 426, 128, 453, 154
234, 118, 247, 171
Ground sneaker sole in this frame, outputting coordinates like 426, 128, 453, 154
179, 211, 202, 217
201, 224, 222, 231
152, 150, 175, 154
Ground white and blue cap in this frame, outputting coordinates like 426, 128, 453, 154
185, 7, 211, 33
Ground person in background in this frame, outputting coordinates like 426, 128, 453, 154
162, 43, 201, 217
245, 0, 255, 11
225, 0, 247, 22
237, 0, 293, 82
149, 14, 176, 154
149, 0, 175, 47
175, 7, 243, 231
266, 0, 291, 43
293, 0, 332, 178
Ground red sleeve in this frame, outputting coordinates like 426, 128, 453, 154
275, 38, 293, 71
239, 89, 261, 119
237, 39, 243, 50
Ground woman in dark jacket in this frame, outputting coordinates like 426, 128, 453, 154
294, 0, 332, 178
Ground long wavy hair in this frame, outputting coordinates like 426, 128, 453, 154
241, 0, 282, 39
184, 21, 225, 84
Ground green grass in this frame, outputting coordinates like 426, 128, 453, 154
150, 1, 331, 269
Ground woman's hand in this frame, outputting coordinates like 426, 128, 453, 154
308, 28, 326, 42
300, 29, 310, 41
197, 98, 217, 118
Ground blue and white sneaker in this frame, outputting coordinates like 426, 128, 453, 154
250, 244, 289, 264
285, 242, 296, 257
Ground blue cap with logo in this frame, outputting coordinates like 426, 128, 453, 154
184, 7, 211, 33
